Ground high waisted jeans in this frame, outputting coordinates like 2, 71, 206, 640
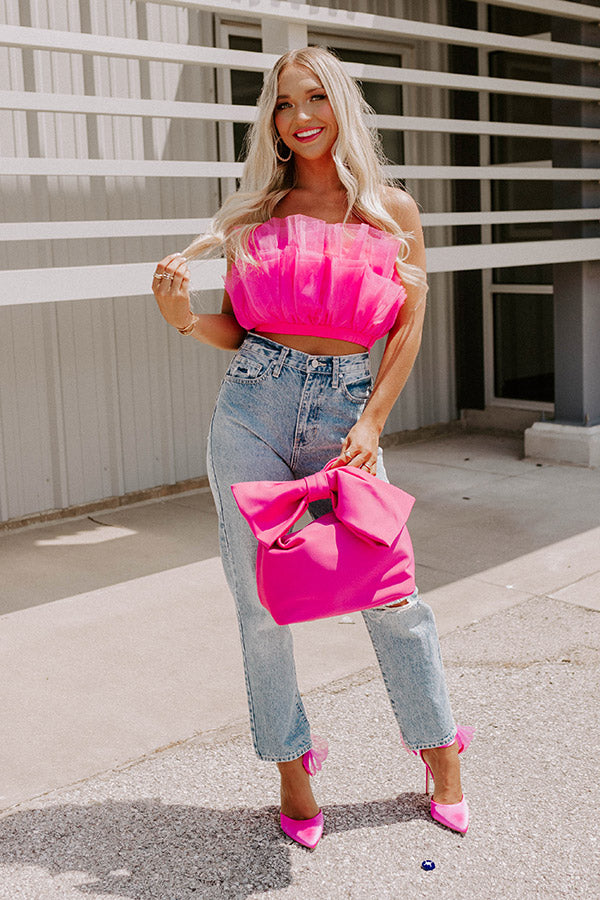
206, 332, 456, 762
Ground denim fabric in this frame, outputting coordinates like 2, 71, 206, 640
206, 332, 456, 760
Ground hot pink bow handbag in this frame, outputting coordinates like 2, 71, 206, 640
230, 458, 416, 625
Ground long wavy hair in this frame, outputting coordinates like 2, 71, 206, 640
181, 46, 428, 304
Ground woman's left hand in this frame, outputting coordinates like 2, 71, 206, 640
328, 419, 380, 474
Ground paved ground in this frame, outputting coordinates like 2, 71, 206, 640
0, 433, 598, 899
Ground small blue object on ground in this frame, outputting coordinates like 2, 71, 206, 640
421, 860, 436, 871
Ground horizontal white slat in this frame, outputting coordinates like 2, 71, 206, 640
1, 210, 598, 242
0, 260, 222, 304
0, 158, 242, 177
0, 218, 211, 241
373, 115, 600, 142
1, 239, 598, 305
0, 91, 258, 122
490, 284, 554, 294
0, 24, 258, 68
1, 27, 598, 103
423, 209, 600, 227
138, 0, 600, 61
350, 64, 600, 102
462, 0, 600, 22
324, 63, 600, 101
427, 237, 600, 273
385, 164, 600, 181
3, 92, 599, 143
3, 158, 600, 180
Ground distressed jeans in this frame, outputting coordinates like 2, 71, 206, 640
206, 332, 457, 761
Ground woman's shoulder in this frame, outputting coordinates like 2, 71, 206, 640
381, 185, 422, 231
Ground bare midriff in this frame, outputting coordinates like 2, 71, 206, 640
253, 331, 368, 356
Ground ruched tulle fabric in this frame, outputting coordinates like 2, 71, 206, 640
224, 214, 408, 349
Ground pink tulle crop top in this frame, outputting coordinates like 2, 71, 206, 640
223, 214, 407, 349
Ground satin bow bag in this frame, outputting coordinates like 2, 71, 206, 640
230, 458, 416, 625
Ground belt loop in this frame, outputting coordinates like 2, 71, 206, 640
272, 345, 289, 378
332, 356, 339, 389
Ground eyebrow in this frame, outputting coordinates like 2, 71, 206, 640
276, 87, 325, 100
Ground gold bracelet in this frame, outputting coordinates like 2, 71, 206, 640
177, 314, 200, 335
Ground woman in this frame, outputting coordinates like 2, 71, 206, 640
152, 46, 473, 848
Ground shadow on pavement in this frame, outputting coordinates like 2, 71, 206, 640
0, 794, 431, 898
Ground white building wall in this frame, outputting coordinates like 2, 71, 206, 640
0, 0, 454, 523
364, 0, 455, 434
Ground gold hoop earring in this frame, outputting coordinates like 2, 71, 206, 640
275, 136, 292, 162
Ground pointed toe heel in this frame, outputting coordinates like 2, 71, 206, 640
430, 795, 469, 834
280, 810, 324, 849
280, 735, 328, 849
403, 724, 474, 835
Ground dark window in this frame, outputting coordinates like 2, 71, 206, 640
488, 50, 553, 285
488, 6, 551, 36
487, 23, 556, 402
229, 35, 263, 161
493, 293, 554, 402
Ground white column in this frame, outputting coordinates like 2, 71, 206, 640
261, 19, 308, 55
525, 16, 600, 469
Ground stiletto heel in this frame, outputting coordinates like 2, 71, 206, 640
280, 735, 328, 849
403, 724, 474, 834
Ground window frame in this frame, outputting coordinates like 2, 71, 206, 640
478, 5, 555, 412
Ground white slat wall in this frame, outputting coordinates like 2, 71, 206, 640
373, 0, 455, 434
0, 0, 598, 522
0, 0, 226, 522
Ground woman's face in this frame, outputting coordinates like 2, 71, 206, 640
273, 63, 338, 161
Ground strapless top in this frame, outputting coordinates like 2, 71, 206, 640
223, 214, 407, 349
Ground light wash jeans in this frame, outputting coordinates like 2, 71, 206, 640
206, 332, 457, 762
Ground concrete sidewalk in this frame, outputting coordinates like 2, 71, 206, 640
0, 432, 598, 899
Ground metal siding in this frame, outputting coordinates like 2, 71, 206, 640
359, 0, 456, 433
0, 0, 454, 521
0, 0, 226, 521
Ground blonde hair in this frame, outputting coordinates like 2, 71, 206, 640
182, 46, 427, 304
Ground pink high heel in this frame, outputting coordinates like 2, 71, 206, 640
404, 724, 474, 834
280, 735, 328, 849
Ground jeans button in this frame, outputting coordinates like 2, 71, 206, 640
311, 358, 319, 368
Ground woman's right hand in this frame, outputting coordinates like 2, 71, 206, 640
152, 252, 194, 329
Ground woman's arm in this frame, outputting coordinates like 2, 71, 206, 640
329, 187, 427, 470
152, 252, 247, 351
